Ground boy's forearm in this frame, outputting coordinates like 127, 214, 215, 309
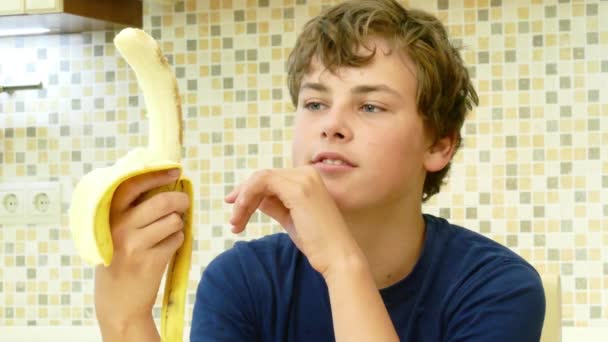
324, 253, 400, 342
99, 314, 160, 342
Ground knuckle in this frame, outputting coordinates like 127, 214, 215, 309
175, 230, 185, 242
110, 185, 134, 210
236, 191, 249, 206
122, 237, 140, 259
110, 219, 132, 245
178, 192, 190, 210
167, 212, 183, 229
154, 193, 173, 213
253, 169, 272, 181
171, 231, 185, 249
115, 178, 135, 194
120, 176, 148, 197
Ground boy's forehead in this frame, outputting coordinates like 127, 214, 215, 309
304, 56, 328, 77
305, 37, 395, 72
300, 58, 345, 86
300, 41, 417, 89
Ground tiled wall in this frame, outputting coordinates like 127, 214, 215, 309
0, 0, 606, 329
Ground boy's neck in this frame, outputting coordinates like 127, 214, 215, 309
342, 199, 426, 289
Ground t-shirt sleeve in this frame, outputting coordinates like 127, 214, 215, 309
190, 245, 257, 341
444, 261, 546, 342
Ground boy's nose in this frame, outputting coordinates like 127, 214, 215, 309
320, 107, 353, 142
321, 129, 346, 140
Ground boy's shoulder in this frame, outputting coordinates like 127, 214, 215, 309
422, 214, 542, 293
424, 213, 532, 266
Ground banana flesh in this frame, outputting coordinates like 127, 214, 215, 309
69, 28, 193, 342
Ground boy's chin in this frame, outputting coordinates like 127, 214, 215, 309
330, 192, 368, 213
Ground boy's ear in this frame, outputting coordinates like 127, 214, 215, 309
423, 133, 457, 172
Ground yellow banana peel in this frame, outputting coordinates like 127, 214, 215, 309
69, 28, 193, 342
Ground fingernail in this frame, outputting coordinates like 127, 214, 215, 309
168, 169, 180, 178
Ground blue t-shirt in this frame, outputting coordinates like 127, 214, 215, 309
191, 214, 545, 341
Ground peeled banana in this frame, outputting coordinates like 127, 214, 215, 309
69, 28, 193, 342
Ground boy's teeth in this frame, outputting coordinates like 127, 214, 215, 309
322, 158, 345, 165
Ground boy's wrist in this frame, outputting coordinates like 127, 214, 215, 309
98, 313, 160, 342
322, 245, 370, 287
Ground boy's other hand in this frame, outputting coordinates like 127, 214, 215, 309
225, 166, 362, 278
94, 169, 189, 339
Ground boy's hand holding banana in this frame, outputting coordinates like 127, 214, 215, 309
69, 28, 193, 342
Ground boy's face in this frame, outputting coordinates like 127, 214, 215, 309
291, 38, 449, 212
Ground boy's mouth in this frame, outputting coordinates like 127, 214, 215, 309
311, 152, 357, 167
319, 158, 349, 166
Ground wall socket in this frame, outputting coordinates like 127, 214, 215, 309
0, 187, 26, 224
0, 182, 61, 225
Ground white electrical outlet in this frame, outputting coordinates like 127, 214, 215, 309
25, 182, 61, 224
0, 182, 61, 225
0, 184, 26, 225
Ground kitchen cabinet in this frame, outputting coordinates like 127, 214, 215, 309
0, 0, 24, 16
0, 0, 60, 16
25, 0, 62, 14
0, 0, 142, 36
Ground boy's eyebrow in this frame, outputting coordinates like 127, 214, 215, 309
351, 84, 401, 98
300, 82, 329, 93
300, 82, 401, 98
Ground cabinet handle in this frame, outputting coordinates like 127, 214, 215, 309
0, 82, 43, 94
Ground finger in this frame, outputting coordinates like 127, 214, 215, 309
229, 170, 276, 232
119, 191, 190, 232
152, 230, 185, 261
230, 187, 266, 233
112, 168, 181, 213
230, 170, 295, 233
224, 184, 241, 204
134, 212, 184, 249
258, 196, 292, 229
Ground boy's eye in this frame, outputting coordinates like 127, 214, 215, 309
304, 101, 325, 111
361, 104, 383, 113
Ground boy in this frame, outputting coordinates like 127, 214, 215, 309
95, 0, 545, 341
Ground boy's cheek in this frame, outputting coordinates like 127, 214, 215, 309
291, 120, 315, 146
290, 139, 308, 167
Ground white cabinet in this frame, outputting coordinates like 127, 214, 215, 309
0, 0, 63, 15
0, 0, 24, 15
0, 0, 141, 36
25, 0, 62, 14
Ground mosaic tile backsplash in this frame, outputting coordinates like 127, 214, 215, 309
0, 0, 606, 329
